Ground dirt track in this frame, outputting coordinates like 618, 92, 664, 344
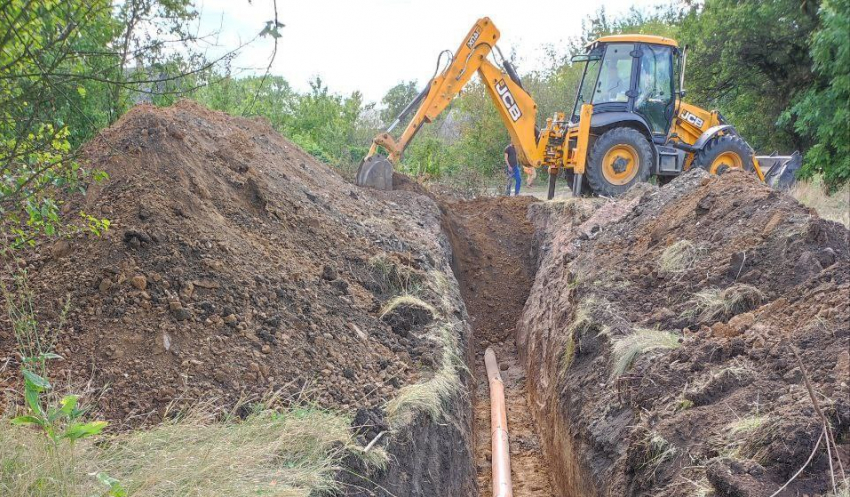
441, 196, 555, 495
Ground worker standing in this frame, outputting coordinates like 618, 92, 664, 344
504, 142, 521, 196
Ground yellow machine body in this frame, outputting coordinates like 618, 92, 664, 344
359, 17, 795, 197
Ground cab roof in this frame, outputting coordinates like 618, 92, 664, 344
591, 34, 678, 48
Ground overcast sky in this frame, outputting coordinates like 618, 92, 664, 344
196, 0, 670, 103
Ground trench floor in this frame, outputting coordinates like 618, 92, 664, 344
442, 196, 554, 496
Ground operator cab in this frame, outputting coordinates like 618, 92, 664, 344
571, 35, 681, 142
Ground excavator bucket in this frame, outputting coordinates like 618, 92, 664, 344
758, 151, 802, 190
355, 154, 394, 191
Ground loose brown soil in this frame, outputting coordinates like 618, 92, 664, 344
1, 101, 477, 496
4, 99, 847, 497
519, 169, 850, 497
441, 196, 555, 496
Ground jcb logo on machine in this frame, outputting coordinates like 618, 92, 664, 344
680, 111, 705, 128
466, 27, 481, 48
496, 80, 522, 122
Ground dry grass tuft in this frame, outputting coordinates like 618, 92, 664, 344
659, 240, 704, 274
611, 328, 681, 378
638, 430, 678, 475
368, 253, 422, 294
559, 297, 614, 378
379, 294, 437, 320
384, 323, 464, 429
687, 284, 764, 323
0, 405, 384, 497
560, 333, 577, 375
728, 414, 769, 436
790, 176, 850, 227
719, 413, 772, 461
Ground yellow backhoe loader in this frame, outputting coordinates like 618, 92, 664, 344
356, 17, 800, 198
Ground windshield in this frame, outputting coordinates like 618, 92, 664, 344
571, 43, 634, 121
594, 43, 633, 104
571, 47, 602, 121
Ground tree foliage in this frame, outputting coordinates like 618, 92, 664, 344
679, 0, 820, 153
380, 81, 419, 125
783, 0, 850, 186
0, 0, 252, 251
194, 76, 376, 168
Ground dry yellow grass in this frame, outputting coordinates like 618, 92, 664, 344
379, 294, 437, 320
611, 328, 682, 377
790, 176, 850, 227
686, 284, 764, 323
384, 323, 465, 429
0, 405, 384, 497
658, 240, 705, 274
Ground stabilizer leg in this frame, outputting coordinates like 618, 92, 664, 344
572, 174, 583, 197
547, 171, 557, 200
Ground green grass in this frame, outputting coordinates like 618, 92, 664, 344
676, 398, 694, 411
611, 328, 682, 377
0, 405, 383, 497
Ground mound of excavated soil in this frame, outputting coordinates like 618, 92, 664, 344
520, 169, 849, 496
0, 101, 460, 432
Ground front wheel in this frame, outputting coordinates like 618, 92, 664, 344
586, 127, 653, 197
692, 134, 754, 175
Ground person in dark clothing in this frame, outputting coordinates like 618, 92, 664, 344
504, 143, 521, 196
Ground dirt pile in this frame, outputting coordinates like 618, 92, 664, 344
519, 169, 849, 496
1, 101, 477, 495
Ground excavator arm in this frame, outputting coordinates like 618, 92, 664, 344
357, 18, 543, 189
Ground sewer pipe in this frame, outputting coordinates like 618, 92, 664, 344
484, 347, 513, 497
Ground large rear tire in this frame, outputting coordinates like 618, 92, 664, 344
692, 134, 754, 175
586, 127, 653, 197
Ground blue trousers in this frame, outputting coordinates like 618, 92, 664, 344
505, 166, 521, 195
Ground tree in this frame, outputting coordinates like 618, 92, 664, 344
783, 0, 850, 186
0, 0, 273, 251
0, 1, 115, 250
679, 0, 820, 152
380, 81, 419, 126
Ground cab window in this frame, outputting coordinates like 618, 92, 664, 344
571, 46, 603, 122
593, 43, 633, 105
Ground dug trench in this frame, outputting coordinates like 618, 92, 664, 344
2, 101, 846, 496
438, 195, 556, 496
432, 167, 848, 497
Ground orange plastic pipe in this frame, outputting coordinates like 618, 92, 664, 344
485, 347, 513, 497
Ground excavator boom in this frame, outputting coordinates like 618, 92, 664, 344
357, 18, 543, 190
356, 17, 800, 197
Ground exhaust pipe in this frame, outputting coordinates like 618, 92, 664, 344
485, 347, 513, 497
